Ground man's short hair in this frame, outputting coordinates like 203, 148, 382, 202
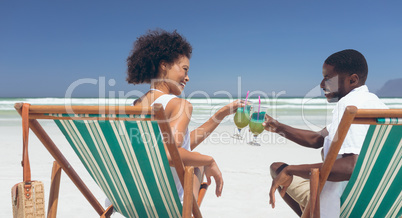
324, 49, 368, 84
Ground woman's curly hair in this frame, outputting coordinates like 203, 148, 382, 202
126, 29, 192, 84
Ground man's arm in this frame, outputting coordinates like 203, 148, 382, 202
269, 154, 358, 208
285, 153, 358, 181
263, 114, 328, 149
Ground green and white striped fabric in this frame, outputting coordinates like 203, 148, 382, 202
51, 113, 182, 218
377, 118, 402, 124
340, 124, 402, 218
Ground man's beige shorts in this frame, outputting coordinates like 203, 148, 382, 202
286, 176, 310, 208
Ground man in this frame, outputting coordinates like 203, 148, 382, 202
264, 49, 388, 217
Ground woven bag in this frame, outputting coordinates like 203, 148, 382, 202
11, 103, 45, 218
12, 181, 45, 218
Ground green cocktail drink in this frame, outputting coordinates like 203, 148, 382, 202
234, 106, 251, 128
247, 107, 267, 146
249, 112, 266, 135
232, 104, 252, 139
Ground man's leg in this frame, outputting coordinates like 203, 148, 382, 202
270, 162, 307, 216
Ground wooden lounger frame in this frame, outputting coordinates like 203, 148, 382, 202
15, 103, 208, 218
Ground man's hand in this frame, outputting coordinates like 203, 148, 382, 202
263, 114, 279, 133
269, 168, 293, 208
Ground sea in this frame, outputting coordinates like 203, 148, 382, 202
2, 97, 402, 130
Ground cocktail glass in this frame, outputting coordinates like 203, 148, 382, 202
248, 106, 267, 146
232, 101, 252, 140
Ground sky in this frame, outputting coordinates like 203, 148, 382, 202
1, 0, 402, 98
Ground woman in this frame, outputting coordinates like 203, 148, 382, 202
126, 29, 242, 201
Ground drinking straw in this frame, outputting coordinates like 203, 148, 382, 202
244, 91, 250, 109
257, 96, 261, 120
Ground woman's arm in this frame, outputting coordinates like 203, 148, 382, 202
190, 100, 243, 150
164, 98, 193, 148
164, 98, 223, 196
175, 148, 223, 196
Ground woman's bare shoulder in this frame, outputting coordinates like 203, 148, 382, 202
165, 97, 193, 117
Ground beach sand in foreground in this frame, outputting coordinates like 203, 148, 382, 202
1, 120, 322, 217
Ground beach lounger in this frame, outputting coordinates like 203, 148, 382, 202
302, 106, 402, 218
14, 103, 208, 218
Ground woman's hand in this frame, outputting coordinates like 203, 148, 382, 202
204, 160, 223, 197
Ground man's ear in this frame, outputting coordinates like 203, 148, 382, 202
350, 74, 359, 86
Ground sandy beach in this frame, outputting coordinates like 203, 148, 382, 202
1, 118, 322, 217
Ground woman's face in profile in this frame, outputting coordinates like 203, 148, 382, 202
162, 56, 190, 95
